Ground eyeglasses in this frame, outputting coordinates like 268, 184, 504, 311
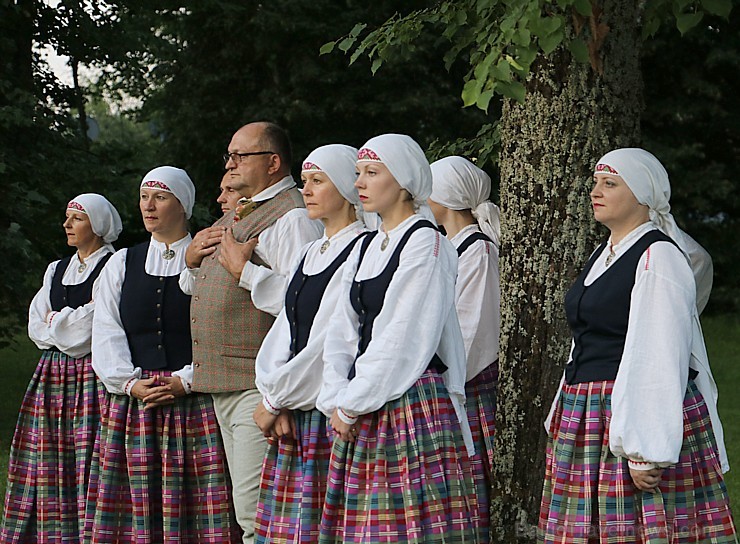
223, 151, 274, 165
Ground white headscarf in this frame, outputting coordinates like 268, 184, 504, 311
595, 148, 713, 312
302, 144, 360, 206
357, 134, 436, 224
140, 166, 196, 219
430, 156, 501, 246
66, 193, 123, 247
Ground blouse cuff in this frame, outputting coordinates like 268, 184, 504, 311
263, 396, 281, 415
628, 459, 658, 471
337, 406, 358, 425
124, 377, 139, 396
179, 377, 192, 395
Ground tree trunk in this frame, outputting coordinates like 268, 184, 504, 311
490, 1, 643, 540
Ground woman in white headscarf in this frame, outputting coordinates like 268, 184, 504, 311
89, 167, 237, 543
251, 144, 368, 544
428, 155, 501, 544
316, 135, 478, 544
539, 149, 736, 543
1, 194, 122, 544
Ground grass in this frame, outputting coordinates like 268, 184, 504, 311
0, 316, 738, 518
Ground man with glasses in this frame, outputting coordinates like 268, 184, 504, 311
180, 121, 321, 543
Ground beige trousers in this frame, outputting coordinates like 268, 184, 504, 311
212, 389, 268, 544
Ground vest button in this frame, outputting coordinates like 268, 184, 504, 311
156, 317, 161, 322
156, 303, 161, 308
194, 362, 200, 368
159, 277, 164, 282
157, 330, 162, 336
194, 340, 199, 345
194, 296, 199, 301
157, 344, 163, 350
201, 274, 206, 280
191, 318, 196, 323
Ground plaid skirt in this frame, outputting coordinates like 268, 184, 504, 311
318, 369, 479, 544
88, 370, 237, 543
539, 379, 738, 543
1, 349, 105, 543
465, 360, 498, 544
255, 408, 333, 544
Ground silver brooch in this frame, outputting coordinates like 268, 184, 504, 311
320, 240, 330, 254
380, 234, 390, 251
77, 262, 87, 274
605, 247, 615, 267
162, 248, 175, 260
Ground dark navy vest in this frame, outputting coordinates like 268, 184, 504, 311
49, 253, 112, 311
564, 230, 679, 384
348, 220, 447, 379
119, 242, 192, 371
456, 231, 493, 257
285, 233, 368, 358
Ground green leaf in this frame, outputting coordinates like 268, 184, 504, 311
319, 41, 336, 55
498, 80, 526, 103
476, 89, 494, 111
462, 78, 482, 107
371, 58, 383, 74
491, 59, 512, 82
505, 54, 523, 71
349, 23, 367, 38
338, 36, 356, 53
568, 38, 589, 63
573, 0, 593, 16
675, 12, 703, 34
539, 29, 564, 55
701, 0, 732, 18
641, 15, 661, 39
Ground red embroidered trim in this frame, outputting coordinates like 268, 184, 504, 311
629, 460, 653, 465
645, 247, 651, 270
66, 201, 86, 213
595, 163, 619, 175
357, 148, 381, 161
264, 396, 279, 413
142, 180, 172, 191
433, 231, 440, 257
339, 407, 356, 421
302, 161, 322, 171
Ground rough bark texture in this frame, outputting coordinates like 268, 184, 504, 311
490, 1, 644, 541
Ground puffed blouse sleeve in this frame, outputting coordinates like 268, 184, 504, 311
91, 249, 142, 395
609, 241, 695, 469
330, 228, 458, 419
28, 260, 99, 358
254, 244, 312, 411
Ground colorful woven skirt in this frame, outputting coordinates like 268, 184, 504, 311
318, 369, 479, 544
255, 408, 333, 544
88, 371, 237, 543
1, 349, 105, 543
539, 379, 737, 543
465, 360, 498, 544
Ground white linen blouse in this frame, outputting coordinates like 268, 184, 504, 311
546, 222, 728, 472
92, 235, 193, 395
449, 224, 501, 381
255, 221, 368, 413
316, 214, 473, 452
28, 246, 113, 359
179, 177, 323, 316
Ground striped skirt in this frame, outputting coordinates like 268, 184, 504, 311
539, 379, 738, 543
255, 408, 333, 544
88, 370, 237, 543
1, 349, 105, 543
465, 360, 498, 544
318, 369, 479, 544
